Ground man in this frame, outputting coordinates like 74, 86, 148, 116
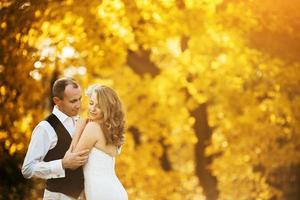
22, 77, 89, 200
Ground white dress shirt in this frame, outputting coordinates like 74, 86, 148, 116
22, 106, 80, 199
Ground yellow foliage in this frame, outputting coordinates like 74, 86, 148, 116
1, 0, 300, 199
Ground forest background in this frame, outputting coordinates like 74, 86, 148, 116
1, 0, 300, 199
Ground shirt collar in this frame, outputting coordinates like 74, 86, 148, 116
52, 106, 74, 123
73, 115, 80, 122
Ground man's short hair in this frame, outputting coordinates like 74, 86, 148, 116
52, 77, 79, 99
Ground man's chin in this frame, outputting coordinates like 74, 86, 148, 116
71, 112, 79, 116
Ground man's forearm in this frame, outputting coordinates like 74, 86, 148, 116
22, 159, 65, 179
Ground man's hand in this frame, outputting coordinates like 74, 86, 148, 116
62, 147, 89, 170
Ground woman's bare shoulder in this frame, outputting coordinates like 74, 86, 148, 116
83, 121, 99, 132
84, 121, 103, 135
86, 121, 100, 127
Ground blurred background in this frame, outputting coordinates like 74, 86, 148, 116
1, 0, 300, 199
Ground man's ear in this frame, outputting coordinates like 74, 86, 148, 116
53, 96, 61, 105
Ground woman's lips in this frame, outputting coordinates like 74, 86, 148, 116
89, 112, 97, 116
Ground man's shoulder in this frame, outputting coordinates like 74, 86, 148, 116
29, 119, 56, 139
34, 119, 53, 132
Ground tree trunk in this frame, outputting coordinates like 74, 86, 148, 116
126, 49, 173, 171
192, 103, 219, 200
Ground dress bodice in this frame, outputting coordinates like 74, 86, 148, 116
83, 147, 128, 200
84, 147, 116, 176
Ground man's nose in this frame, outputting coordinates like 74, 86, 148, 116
75, 101, 81, 109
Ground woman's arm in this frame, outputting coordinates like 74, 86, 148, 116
70, 119, 87, 150
73, 121, 101, 153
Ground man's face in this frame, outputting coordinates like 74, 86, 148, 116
56, 84, 82, 117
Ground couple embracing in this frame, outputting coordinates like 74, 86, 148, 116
22, 77, 128, 200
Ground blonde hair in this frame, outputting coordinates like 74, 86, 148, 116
86, 84, 125, 146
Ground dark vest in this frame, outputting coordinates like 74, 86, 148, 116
43, 114, 84, 198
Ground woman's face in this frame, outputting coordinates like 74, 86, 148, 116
88, 92, 103, 121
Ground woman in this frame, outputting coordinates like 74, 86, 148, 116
71, 84, 128, 200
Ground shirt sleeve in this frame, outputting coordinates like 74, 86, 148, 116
22, 123, 65, 179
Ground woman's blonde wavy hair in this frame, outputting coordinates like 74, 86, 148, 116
86, 84, 125, 146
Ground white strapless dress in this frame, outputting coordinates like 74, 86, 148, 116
83, 147, 128, 200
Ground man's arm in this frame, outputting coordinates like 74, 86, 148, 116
22, 122, 89, 179
22, 123, 65, 179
